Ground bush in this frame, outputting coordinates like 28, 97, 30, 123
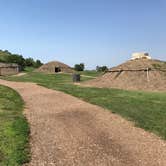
34, 60, 43, 68
96, 65, 108, 72
25, 58, 35, 67
25, 58, 43, 68
74, 63, 85, 71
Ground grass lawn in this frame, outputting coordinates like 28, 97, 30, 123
77, 70, 104, 77
0, 85, 30, 166
23, 66, 36, 73
1, 71, 166, 139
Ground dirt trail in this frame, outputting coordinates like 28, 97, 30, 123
0, 79, 166, 166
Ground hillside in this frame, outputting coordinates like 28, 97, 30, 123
0, 49, 42, 68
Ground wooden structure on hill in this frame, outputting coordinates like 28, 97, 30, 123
131, 52, 152, 60
0, 63, 20, 76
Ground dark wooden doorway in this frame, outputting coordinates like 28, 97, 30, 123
55, 67, 61, 73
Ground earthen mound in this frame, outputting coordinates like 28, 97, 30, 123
84, 59, 166, 92
37, 61, 73, 73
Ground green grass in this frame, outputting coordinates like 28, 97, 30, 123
2, 72, 166, 139
2, 72, 92, 84
0, 85, 30, 166
23, 66, 36, 73
77, 70, 104, 77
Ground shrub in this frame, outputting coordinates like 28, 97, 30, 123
96, 65, 108, 72
74, 63, 85, 71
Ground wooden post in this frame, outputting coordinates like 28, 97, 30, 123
147, 68, 150, 82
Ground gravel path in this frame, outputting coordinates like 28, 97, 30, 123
0, 79, 166, 166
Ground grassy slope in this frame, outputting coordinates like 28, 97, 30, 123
2, 72, 166, 139
0, 85, 30, 166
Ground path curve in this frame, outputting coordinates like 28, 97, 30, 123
0, 79, 166, 166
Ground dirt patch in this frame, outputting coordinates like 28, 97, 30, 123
0, 79, 166, 166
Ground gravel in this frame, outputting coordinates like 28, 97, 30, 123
0, 79, 166, 166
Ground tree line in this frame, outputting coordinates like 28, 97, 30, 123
74, 63, 109, 72
0, 50, 43, 69
0, 50, 109, 72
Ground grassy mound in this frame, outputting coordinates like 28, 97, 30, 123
84, 59, 166, 92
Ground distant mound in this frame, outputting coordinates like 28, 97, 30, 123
38, 61, 73, 73
84, 59, 166, 92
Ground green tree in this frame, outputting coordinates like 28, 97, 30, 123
0, 50, 26, 68
6, 54, 25, 68
0, 49, 43, 69
96, 65, 108, 72
74, 63, 85, 71
34, 59, 43, 68
25, 58, 35, 67
0, 50, 12, 62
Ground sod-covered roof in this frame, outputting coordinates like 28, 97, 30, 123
38, 61, 73, 73
0, 63, 19, 67
84, 59, 166, 92
110, 59, 166, 71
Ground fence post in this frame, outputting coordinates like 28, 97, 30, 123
147, 68, 150, 82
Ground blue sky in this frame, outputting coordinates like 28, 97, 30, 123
0, 0, 166, 69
